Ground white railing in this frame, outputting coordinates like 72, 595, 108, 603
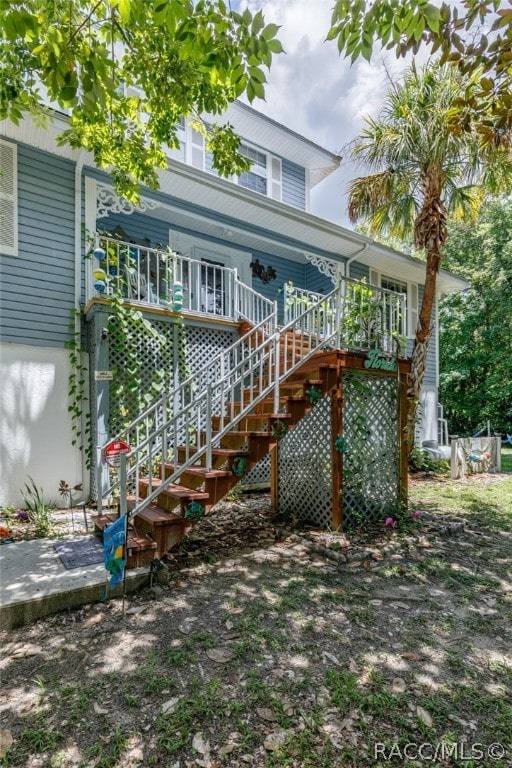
284, 279, 406, 355
90, 234, 274, 324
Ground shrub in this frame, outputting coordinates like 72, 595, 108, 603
21, 477, 55, 538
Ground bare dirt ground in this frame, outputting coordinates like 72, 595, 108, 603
1, 475, 511, 768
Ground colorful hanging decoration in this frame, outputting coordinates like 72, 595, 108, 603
93, 246, 106, 261
103, 515, 127, 587
184, 500, 205, 521
93, 268, 107, 294
335, 435, 346, 454
172, 280, 184, 312
271, 419, 288, 439
231, 456, 248, 476
306, 385, 322, 405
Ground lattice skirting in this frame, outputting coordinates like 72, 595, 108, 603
88, 310, 237, 499
278, 395, 333, 528
240, 454, 271, 489
342, 371, 400, 528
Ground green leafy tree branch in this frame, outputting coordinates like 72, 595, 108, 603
329, 1, 512, 148
1, 0, 284, 200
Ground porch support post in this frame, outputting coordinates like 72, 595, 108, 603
270, 444, 279, 511
331, 385, 343, 530
95, 310, 110, 510
399, 367, 409, 509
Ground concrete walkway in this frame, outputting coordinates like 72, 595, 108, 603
0, 535, 150, 629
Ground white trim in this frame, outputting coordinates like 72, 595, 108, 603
304, 168, 311, 212
0, 138, 18, 256
435, 292, 440, 388
84, 176, 97, 302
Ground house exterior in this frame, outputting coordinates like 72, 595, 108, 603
0, 101, 466, 510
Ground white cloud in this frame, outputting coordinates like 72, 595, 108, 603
239, 0, 418, 225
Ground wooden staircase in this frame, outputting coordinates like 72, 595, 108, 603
93, 337, 341, 569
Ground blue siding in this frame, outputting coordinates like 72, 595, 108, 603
98, 211, 171, 249
348, 261, 370, 282
0, 143, 75, 347
282, 159, 306, 210
305, 262, 332, 295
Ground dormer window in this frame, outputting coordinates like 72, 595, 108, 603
170, 122, 283, 202
238, 145, 267, 195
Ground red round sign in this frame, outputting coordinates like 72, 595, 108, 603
104, 440, 131, 467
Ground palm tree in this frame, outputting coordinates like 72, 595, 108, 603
347, 61, 512, 450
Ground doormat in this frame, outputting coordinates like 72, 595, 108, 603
54, 538, 104, 570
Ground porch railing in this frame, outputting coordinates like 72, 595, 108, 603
284, 279, 407, 355
90, 234, 274, 325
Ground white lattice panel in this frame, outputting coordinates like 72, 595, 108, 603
278, 395, 332, 527
342, 371, 399, 528
241, 454, 271, 488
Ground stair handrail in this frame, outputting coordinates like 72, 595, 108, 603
97, 308, 277, 510
235, 277, 274, 324
121, 286, 345, 521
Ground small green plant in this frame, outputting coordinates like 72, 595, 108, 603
21, 477, 55, 537
408, 447, 449, 474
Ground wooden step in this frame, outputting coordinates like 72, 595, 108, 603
211, 412, 291, 432
241, 378, 323, 400
176, 445, 250, 467
161, 463, 232, 480
127, 499, 190, 555
91, 513, 158, 568
160, 463, 237, 509
139, 478, 209, 515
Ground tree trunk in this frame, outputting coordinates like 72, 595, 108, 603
406, 247, 441, 452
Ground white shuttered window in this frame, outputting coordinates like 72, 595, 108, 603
0, 139, 18, 257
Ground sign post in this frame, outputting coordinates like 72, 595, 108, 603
102, 442, 131, 605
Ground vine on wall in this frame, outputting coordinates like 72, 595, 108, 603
107, 294, 169, 435
66, 308, 93, 470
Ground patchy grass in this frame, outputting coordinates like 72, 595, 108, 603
502, 446, 512, 473
1, 475, 511, 767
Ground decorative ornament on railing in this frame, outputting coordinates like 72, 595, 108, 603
335, 435, 347, 454
304, 253, 343, 287
96, 183, 159, 219
306, 385, 322, 405
172, 281, 184, 312
231, 456, 248, 476
93, 247, 107, 293
250, 258, 277, 284
271, 420, 288, 439
184, 501, 205, 521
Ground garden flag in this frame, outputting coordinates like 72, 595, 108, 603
103, 515, 127, 587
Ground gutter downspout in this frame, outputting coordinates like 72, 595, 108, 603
74, 154, 85, 496
344, 242, 369, 278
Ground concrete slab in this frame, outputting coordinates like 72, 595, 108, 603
0, 535, 150, 629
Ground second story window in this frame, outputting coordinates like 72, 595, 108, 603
238, 145, 267, 195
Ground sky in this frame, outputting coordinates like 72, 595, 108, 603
238, 0, 421, 228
